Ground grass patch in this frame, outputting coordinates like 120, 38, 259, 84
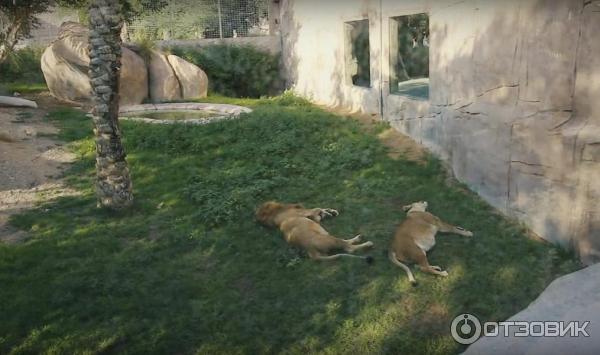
0, 82, 48, 96
3, 82, 48, 93
0, 96, 580, 354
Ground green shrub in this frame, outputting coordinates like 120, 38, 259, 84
171, 44, 282, 98
0, 47, 45, 84
126, 31, 157, 63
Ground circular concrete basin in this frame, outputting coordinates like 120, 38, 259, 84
119, 103, 252, 125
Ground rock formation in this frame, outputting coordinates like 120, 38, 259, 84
167, 54, 208, 99
0, 96, 38, 108
148, 50, 182, 102
41, 22, 208, 106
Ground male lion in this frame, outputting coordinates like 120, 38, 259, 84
256, 201, 374, 262
389, 201, 473, 284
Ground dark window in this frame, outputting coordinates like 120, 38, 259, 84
345, 19, 371, 87
390, 13, 429, 99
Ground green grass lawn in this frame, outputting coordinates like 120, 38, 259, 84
0, 82, 48, 95
0, 94, 580, 354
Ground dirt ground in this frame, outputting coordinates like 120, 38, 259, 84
0, 93, 79, 243
324, 106, 428, 163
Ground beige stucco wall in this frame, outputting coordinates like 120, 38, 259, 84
280, 0, 600, 264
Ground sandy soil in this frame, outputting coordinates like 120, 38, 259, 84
0, 93, 80, 243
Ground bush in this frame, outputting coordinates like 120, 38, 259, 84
171, 44, 282, 98
0, 47, 45, 84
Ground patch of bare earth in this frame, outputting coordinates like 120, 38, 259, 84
376, 127, 428, 162
323, 106, 428, 163
0, 93, 80, 244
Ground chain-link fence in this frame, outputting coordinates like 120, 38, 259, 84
126, 0, 271, 41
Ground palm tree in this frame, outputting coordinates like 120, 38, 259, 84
88, 0, 133, 209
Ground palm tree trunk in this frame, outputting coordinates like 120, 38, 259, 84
88, 0, 133, 209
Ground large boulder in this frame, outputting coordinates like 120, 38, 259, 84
167, 54, 208, 99
148, 51, 181, 102
42, 22, 209, 105
50, 22, 89, 67
120, 47, 148, 105
41, 22, 148, 106
463, 264, 600, 355
41, 42, 91, 104
147, 52, 209, 102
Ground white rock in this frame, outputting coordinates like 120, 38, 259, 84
463, 264, 600, 355
41, 22, 148, 106
0, 96, 38, 108
41, 44, 92, 104
120, 47, 148, 106
148, 50, 181, 103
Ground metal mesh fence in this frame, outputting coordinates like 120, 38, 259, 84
126, 0, 271, 41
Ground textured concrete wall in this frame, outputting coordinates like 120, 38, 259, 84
280, 0, 382, 112
280, 0, 600, 264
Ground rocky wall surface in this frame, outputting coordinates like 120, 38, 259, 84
418, 0, 599, 264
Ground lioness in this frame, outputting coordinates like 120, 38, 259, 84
389, 201, 473, 284
256, 201, 374, 262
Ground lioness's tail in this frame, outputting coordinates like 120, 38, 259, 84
315, 253, 374, 264
388, 250, 417, 285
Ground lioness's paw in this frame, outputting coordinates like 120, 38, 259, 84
457, 226, 473, 237
439, 270, 449, 277
320, 208, 339, 218
326, 208, 339, 216
431, 266, 442, 271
